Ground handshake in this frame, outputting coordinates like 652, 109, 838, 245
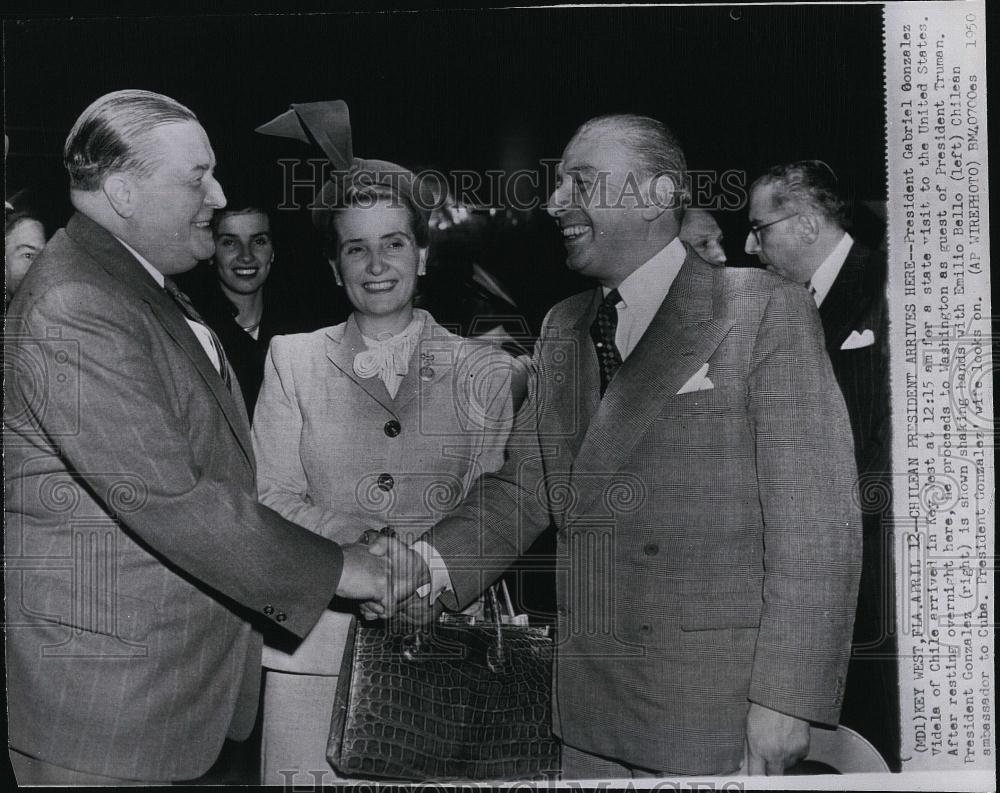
333, 527, 436, 622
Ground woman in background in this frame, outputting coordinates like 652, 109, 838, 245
251, 162, 513, 784
191, 202, 306, 419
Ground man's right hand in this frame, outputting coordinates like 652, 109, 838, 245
359, 534, 430, 618
334, 542, 391, 601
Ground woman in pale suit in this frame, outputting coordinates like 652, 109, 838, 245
250, 165, 513, 784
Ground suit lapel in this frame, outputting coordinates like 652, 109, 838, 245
550, 292, 601, 456
324, 314, 399, 415
66, 214, 254, 467
392, 315, 452, 413
569, 256, 733, 520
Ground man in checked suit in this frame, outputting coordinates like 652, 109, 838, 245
368, 115, 862, 777
746, 161, 897, 770
3, 90, 387, 785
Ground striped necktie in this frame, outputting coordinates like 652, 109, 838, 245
590, 288, 623, 397
163, 278, 234, 393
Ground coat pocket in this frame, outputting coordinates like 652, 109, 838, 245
15, 572, 153, 642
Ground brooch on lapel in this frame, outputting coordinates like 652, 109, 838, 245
419, 351, 435, 380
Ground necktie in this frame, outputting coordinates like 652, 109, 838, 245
163, 278, 234, 392
590, 288, 623, 397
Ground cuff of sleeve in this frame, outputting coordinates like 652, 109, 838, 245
410, 540, 454, 601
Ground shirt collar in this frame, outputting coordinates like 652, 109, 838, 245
113, 235, 165, 288
605, 236, 687, 309
809, 231, 853, 307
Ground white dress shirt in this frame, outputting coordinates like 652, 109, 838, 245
807, 232, 854, 307
414, 236, 689, 604
607, 236, 687, 359
115, 237, 222, 373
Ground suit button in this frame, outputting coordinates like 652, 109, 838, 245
377, 473, 394, 491
263, 605, 275, 615
275, 612, 287, 623
384, 420, 401, 438
643, 543, 659, 556
639, 624, 652, 635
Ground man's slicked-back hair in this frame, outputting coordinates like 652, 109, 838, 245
572, 113, 689, 211
751, 160, 849, 229
63, 89, 198, 191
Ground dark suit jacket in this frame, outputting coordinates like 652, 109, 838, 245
819, 240, 899, 768
429, 251, 862, 774
194, 284, 308, 421
819, 241, 891, 523
3, 213, 345, 780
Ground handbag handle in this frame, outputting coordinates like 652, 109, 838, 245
485, 584, 506, 672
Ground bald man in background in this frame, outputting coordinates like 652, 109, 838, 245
679, 207, 727, 265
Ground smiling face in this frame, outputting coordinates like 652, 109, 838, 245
125, 120, 226, 274
546, 128, 662, 286
212, 211, 273, 298
5, 217, 46, 296
331, 200, 427, 336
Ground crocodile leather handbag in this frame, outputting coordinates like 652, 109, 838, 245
327, 586, 560, 781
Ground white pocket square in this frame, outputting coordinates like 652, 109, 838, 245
840, 329, 875, 350
677, 363, 714, 394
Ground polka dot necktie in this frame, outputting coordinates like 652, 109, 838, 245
590, 288, 623, 397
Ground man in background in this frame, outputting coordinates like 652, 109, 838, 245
679, 207, 727, 265
745, 159, 896, 770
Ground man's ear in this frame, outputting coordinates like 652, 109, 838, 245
796, 212, 821, 244
102, 173, 136, 219
642, 173, 677, 222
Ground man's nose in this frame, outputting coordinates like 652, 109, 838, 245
205, 176, 226, 210
712, 244, 728, 265
546, 182, 569, 218
744, 231, 759, 256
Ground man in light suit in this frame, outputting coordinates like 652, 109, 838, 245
370, 115, 862, 777
746, 160, 897, 769
3, 90, 386, 785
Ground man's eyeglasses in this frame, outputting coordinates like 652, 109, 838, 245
748, 213, 799, 244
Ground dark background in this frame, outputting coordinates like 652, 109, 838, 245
5, 6, 885, 331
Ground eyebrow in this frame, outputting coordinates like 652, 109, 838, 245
14, 244, 42, 252
342, 231, 411, 244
